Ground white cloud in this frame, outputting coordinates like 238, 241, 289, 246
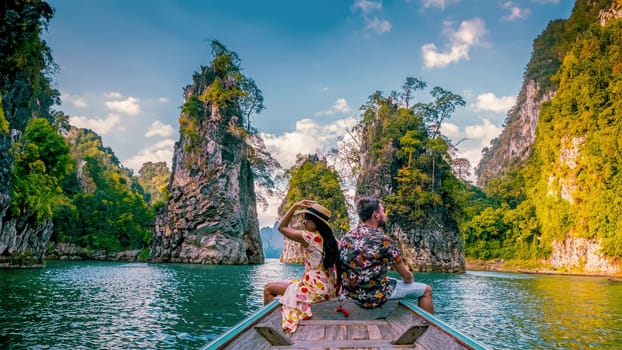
352, 0, 391, 36
73, 98, 88, 108
501, 2, 531, 21
422, 0, 460, 10
105, 96, 141, 115
421, 17, 487, 68
256, 192, 282, 228
124, 139, 175, 172
316, 98, 352, 116
158, 97, 169, 103
353, 0, 382, 13
145, 120, 175, 138
69, 114, 121, 135
442, 118, 503, 181
60, 92, 88, 108
261, 117, 356, 169
257, 117, 357, 227
440, 122, 461, 139
472, 92, 516, 113
366, 16, 392, 34
105, 92, 123, 99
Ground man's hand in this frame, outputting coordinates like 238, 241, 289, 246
393, 260, 414, 283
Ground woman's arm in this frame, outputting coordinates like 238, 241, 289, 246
278, 199, 316, 246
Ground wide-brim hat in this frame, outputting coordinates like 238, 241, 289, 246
294, 203, 331, 227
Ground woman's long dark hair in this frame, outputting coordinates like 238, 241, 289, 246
306, 214, 340, 272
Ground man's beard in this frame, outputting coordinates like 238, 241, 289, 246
378, 218, 386, 229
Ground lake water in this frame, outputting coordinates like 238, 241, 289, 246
1, 259, 621, 349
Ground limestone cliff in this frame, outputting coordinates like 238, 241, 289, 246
150, 63, 264, 264
475, 80, 554, 188
0, 132, 55, 267
475, 0, 622, 273
477, 0, 622, 188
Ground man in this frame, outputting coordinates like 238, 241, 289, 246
338, 197, 434, 313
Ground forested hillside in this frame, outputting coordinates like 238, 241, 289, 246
50, 126, 154, 257
466, 0, 622, 273
1, 1, 63, 266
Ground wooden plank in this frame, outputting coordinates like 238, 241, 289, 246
349, 324, 369, 340
416, 327, 467, 350
303, 319, 386, 326
367, 324, 383, 340
291, 324, 325, 341
392, 325, 429, 345
324, 323, 347, 341
377, 323, 399, 340
307, 300, 399, 321
254, 326, 292, 346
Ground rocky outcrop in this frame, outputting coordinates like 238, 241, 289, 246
1, 131, 53, 267
393, 219, 465, 273
0, 213, 52, 267
357, 135, 465, 272
550, 237, 620, 274
476, 80, 554, 188
260, 224, 284, 259
150, 68, 264, 265
46, 243, 142, 261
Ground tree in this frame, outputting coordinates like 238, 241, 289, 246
283, 154, 350, 235
0, 0, 58, 130
451, 158, 472, 180
11, 118, 71, 221
400, 77, 427, 109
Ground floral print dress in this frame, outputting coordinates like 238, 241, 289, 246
279, 230, 337, 333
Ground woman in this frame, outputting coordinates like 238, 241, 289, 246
263, 199, 340, 333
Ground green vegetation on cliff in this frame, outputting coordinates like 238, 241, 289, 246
179, 40, 280, 208
346, 77, 472, 230
282, 154, 349, 235
52, 128, 154, 253
466, 10, 622, 262
11, 118, 71, 222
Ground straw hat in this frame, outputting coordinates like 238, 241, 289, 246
294, 203, 331, 227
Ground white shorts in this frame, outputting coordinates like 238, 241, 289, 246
387, 279, 427, 300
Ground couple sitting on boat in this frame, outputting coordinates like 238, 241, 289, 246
263, 197, 435, 333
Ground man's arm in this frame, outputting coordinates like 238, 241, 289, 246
393, 260, 414, 283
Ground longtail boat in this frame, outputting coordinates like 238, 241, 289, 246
202, 299, 488, 349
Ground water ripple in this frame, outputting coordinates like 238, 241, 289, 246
1, 260, 621, 349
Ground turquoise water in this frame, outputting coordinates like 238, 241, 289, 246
1, 259, 621, 349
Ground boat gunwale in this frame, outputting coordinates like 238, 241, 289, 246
201, 300, 280, 350
400, 299, 489, 350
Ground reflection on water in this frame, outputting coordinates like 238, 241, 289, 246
415, 271, 622, 349
1, 259, 621, 349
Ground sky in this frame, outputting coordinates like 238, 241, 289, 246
43, 0, 575, 227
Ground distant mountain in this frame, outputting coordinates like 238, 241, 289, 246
260, 222, 282, 259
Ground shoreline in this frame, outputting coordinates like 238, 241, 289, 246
466, 259, 622, 279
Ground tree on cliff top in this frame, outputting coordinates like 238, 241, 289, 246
180, 40, 280, 209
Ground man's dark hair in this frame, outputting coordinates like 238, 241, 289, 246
356, 197, 380, 222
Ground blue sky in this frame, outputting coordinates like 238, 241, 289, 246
44, 0, 574, 226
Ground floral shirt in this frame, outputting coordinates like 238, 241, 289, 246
279, 230, 337, 333
338, 223, 400, 308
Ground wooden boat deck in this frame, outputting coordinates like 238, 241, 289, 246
204, 299, 488, 350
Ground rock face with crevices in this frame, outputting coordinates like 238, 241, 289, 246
149, 64, 264, 265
